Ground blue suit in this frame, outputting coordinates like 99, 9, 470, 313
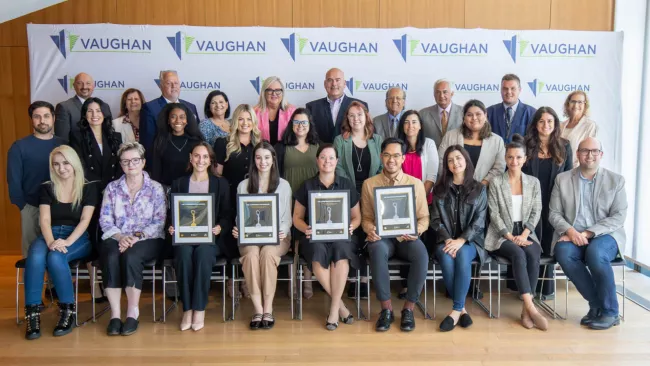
306, 95, 368, 143
140, 96, 199, 161
486, 101, 536, 143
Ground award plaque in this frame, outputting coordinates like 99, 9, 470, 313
170, 193, 215, 245
374, 185, 417, 238
308, 190, 350, 242
237, 193, 280, 246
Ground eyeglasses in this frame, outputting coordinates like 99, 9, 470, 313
292, 120, 309, 126
265, 88, 283, 96
381, 153, 403, 160
569, 100, 586, 105
577, 149, 601, 156
119, 158, 143, 166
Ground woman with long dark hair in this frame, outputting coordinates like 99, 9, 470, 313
523, 106, 573, 298
431, 145, 488, 332
151, 103, 203, 187
231, 142, 292, 330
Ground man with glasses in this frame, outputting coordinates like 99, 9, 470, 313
140, 70, 199, 162
360, 137, 429, 332
487, 73, 537, 143
306, 68, 368, 143
550, 137, 627, 330
54, 72, 112, 141
419, 79, 463, 147
373, 87, 406, 140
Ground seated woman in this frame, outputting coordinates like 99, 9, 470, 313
232, 142, 292, 330
168, 142, 231, 331
293, 144, 361, 330
24, 146, 97, 340
486, 134, 547, 330
98, 142, 166, 336
430, 145, 488, 332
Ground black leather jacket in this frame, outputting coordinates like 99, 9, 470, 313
430, 182, 488, 264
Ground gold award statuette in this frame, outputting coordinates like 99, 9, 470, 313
190, 210, 197, 227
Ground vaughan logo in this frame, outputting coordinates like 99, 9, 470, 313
249, 77, 315, 95
451, 81, 500, 93
281, 33, 378, 61
503, 35, 597, 63
392, 34, 488, 62
57, 75, 125, 94
50, 30, 152, 59
344, 78, 407, 96
527, 79, 591, 97
167, 31, 266, 60
154, 79, 221, 91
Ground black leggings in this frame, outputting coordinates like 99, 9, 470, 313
494, 240, 541, 295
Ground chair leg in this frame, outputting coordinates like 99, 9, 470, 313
488, 262, 493, 318
231, 264, 236, 321
432, 263, 436, 320
75, 266, 80, 327
298, 265, 303, 320
16, 268, 20, 325
152, 265, 156, 323
552, 265, 557, 319
366, 264, 371, 320
356, 269, 360, 320
423, 270, 428, 320
564, 270, 569, 320
289, 263, 294, 320
92, 266, 96, 322
497, 263, 501, 319
622, 265, 625, 321
162, 266, 167, 323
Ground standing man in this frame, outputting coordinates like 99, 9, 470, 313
550, 137, 627, 330
373, 87, 406, 140
140, 70, 199, 162
361, 137, 429, 332
486, 74, 536, 143
54, 72, 112, 141
419, 79, 463, 148
7, 101, 65, 256
306, 68, 368, 143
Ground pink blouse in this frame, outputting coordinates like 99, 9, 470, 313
403, 152, 432, 204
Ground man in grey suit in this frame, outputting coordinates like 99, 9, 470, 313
373, 87, 405, 140
419, 79, 463, 147
54, 72, 112, 141
549, 137, 627, 330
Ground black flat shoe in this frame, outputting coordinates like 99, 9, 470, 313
120, 317, 138, 336
375, 309, 394, 332
588, 315, 621, 330
326, 314, 339, 331
459, 313, 473, 328
249, 314, 262, 330
261, 313, 275, 330
439, 315, 457, 332
106, 318, 122, 336
580, 308, 601, 326
340, 314, 354, 325
400, 309, 415, 332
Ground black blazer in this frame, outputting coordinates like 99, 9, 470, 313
522, 140, 573, 195
306, 95, 368, 143
69, 130, 123, 190
430, 183, 488, 264
170, 174, 234, 256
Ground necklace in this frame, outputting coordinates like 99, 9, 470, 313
170, 137, 188, 152
353, 143, 364, 172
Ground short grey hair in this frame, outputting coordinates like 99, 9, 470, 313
118, 142, 146, 159
433, 79, 451, 90
385, 87, 406, 100
159, 70, 178, 82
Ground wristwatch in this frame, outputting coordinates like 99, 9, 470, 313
133, 232, 145, 239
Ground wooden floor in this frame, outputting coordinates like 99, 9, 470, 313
1, 255, 650, 365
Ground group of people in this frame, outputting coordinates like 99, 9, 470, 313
7, 66, 625, 341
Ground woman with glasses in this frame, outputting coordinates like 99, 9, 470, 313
559, 91, 598, 167
254, 76, 297, 146
199, 90, 231, 146
98, 142, 166, 336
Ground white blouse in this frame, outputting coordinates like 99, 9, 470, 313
511, 195, 523, 222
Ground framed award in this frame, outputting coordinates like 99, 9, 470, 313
373, 185, 417, 238
308, 190, 350, 242
237, 193, 280, 246
170, 193, 215, 245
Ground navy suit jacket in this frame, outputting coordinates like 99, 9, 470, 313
306, 95, 368, 143
487, 101, 536, 143
140, 96, 199, 160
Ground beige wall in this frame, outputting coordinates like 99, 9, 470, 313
0, 0, 615, 253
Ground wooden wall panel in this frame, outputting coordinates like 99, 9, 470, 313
379, 0, 465, 28
0, 0, 617, 254
465, 0, 551, 29
550, 0, 614, 31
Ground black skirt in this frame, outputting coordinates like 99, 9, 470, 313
299, 235, 360, 271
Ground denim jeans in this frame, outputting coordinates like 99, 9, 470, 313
554, 234, 619, 317
24, 226, 92, 305
435, 243, 477, 311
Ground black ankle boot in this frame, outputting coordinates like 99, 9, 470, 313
53, 303, 76, 337
25, 304, 41, 340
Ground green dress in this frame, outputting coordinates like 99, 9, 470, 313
283, 144, 319, 193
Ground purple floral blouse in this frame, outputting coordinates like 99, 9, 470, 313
99, 171, 166, 240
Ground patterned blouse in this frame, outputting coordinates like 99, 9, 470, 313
99, 171, 166, 240
199, 118, 229, 146
123, 114, 139, 142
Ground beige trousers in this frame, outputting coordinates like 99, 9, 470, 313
239, 236, 291, 297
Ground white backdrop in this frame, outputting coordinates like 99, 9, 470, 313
27, 24, 623, 171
